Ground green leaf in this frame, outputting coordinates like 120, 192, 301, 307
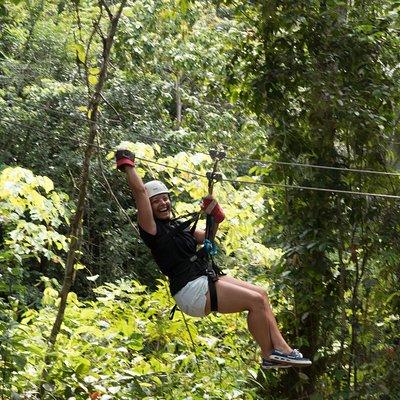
88, 75, 98, 85
74, 44, 86, 63
385, 291, 400, 305
89, 67, 101, 75
179, 0, 188, 13
76, 358, 91, 375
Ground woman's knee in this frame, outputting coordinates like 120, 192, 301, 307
249, 292, 268, 311
251, 287, 271, 306
259, 288, 270, 300
219, 276, 271, 302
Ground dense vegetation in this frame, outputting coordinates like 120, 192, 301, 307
0, 0, 399, 399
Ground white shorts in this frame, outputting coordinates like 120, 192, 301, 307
173, 276, 209, 317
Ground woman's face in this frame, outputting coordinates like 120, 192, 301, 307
150, 193, 171, 220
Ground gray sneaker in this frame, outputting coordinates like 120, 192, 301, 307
261, 358, 292, 370
269, 349, 312, 366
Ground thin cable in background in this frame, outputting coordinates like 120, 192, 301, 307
3, 98, 400, 178
2, 117, 400, 200
136, 156, 400, 200
2, 115, 400, 200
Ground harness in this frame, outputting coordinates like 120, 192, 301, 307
168, 211, 200, 237
169, 149, 226, 319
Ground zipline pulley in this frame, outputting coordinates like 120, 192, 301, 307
207, 149, 226, 195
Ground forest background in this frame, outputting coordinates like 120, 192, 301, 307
0, 0, 399, 399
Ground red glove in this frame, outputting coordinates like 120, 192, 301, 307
115, 149, 135, 171
202, 196, 225, 223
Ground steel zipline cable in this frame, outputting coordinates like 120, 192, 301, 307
225, 156, 400, 178
134, 156, 400, 200
3, 98, 400, 178
2, 117, 400, 200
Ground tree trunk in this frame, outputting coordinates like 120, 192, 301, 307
41, 0, 127, 391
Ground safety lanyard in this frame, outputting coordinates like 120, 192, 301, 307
204, 149, 226, 252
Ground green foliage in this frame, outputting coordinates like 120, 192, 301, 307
0, 166, 71, 398
1, 0, 400, 398
10, 279, 262, 399
0, 166, 70, 302
227, 0, 400, 397
0, 0, 266, 294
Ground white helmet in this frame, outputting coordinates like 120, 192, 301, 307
144, 180, 170, 199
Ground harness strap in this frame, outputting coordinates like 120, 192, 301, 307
208, 276, 218, 312
204, 214, 214, 243
206, 258, 219, 312
167, 212, 200, 238
170, 149, 225, 318
189, 213, 199, 235
170, 211, 199, 223
169, 304, 178, 320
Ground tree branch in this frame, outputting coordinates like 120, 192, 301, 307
42, 0, 128, 390
100, 93, 121, 119
99, 0, 113, 20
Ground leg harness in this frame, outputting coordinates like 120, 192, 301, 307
206, 259, 219, 312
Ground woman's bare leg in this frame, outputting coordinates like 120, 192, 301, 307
216, 276, 292, 354
205, 279, 274, 358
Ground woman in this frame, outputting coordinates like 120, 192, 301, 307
116, 149, 311, 369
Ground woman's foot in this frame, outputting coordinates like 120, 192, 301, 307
268, 349, 312, 366
261, 358, 292, 370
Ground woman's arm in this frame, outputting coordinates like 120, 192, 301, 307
124, 165, 157, 235
193, 228, 205, 244
193, 222, 220, 244
194, 195, 224, 244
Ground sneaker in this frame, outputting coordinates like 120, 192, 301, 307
269, 349, 312, 366
261, 358, 292, 370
